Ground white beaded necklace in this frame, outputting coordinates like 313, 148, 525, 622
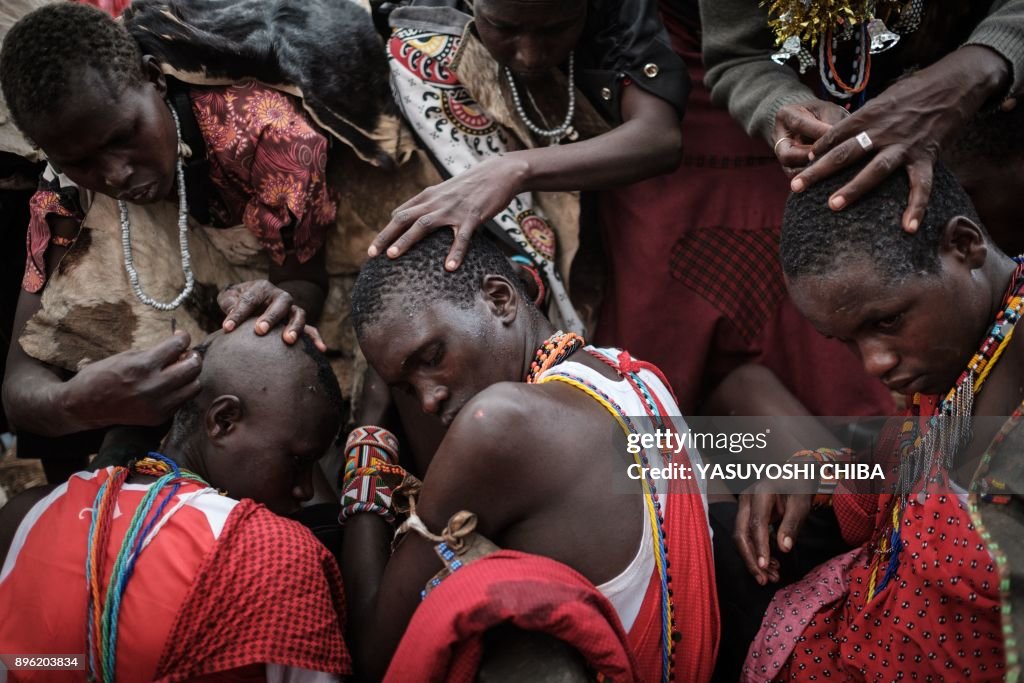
119, 103, 194, 312
503, 52, 576, 143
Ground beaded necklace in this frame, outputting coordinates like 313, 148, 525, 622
503, 52, 576, 144
530, 340, 679, 682
85, 452, 208, 682
867, 260, 1024, 601
525, 330, 584, 383
119, 103, 194, 312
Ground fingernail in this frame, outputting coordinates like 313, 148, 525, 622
223, 320, 235, 331
286, 331, 296, 343
387, 246, 399, 258
908, 219, 919, 232
807, 151, 815, 161
791, 178, 805, 192
830, 195, 846, 210
257, 322, 269, 334
367, 245, 378, 257
446, 260, 457, 271
757, 556, 767, 569
757, 575, 766, 586
782, 536, 793, 551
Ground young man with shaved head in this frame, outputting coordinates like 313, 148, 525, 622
0, 322, 351, 682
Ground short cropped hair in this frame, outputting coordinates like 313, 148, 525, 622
351, 230, 528, 334
0, 3, 144, 137
780, 160, 980, 282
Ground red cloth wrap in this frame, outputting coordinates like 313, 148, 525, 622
153, 499, 351, 681
383, 550, 641, 683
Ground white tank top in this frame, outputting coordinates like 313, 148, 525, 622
536, 347, 709, 632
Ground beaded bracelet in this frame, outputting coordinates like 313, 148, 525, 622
340, 470, 398, 524
342, 425, 399, 489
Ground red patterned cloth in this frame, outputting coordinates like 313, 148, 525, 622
154, 498, 351, 681
383, 550, 641, 683
23, 80, 336, 293
743, 398, 1006, 682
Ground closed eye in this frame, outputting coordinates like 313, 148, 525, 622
874, 313, 904, 332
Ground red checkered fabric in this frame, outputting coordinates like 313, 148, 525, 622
669, 227, 786, 343
153, 499, 351, 681
384, 550, 640, 683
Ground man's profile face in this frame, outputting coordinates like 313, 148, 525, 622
360, 296, 517, 427
787, 255, 990, 396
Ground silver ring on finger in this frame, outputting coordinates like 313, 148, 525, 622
856, 131, 874, 152
773, 137, 789, 155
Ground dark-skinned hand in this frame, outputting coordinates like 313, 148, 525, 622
368, 156, 529, 270
772, 99, 850, 176
734, 480, 815, 586
789, 45, 1013, 232
61, 331, 202, 431
218, 279, 326, 351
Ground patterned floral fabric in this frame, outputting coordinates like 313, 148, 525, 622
22, 80, 336, 293
387, 27, 584, 333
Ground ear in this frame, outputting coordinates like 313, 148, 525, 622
481, 274, 519, 325
141, 55, 168, 97
205, 395, 243, 442
939, 216, 988, 270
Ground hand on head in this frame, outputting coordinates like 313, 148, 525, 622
218, 279, 326, 351
781, 45, 1012, 233
369, 156, 529, 271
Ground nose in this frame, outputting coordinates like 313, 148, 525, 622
513, 36, 549, 72
100, 155, 133, 191
859, 339, 899, 380
419, 383, 450, 416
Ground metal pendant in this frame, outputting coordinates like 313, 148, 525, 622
866, 18, 900, 53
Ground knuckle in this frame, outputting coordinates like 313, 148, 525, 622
415, 214, 434, 228
393, 210, 410, 223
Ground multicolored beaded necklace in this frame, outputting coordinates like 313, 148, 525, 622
85, 452, 208, 682
525, 330, 584, 383
529, 335, 680, 683
867, 260, 1024, 601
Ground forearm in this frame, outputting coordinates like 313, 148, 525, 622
341, 514, 396, 681
513, 116, 681, 194
966, 0, 1024, 98
2, 356, 83, 437
2, 290, 86, 437
273, 279, 325, 322
269, 248, 327, 322
699, 0, 814, 142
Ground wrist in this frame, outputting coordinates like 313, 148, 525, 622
953, 45, 1012, 106
53, 379, 91, 434
500, 153, 533, 193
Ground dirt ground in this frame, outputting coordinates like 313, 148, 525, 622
0, 440, 45, 509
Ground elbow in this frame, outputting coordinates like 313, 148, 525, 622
653, 124, 683, 175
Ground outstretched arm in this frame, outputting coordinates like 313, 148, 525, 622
370, 84, 681, 270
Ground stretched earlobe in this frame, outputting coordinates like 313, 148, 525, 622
205, 395, 243, 440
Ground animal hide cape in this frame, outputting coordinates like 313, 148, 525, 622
124, 0, 404, 167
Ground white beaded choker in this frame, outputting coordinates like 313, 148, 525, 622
119, 103, 194, 312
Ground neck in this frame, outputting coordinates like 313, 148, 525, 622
984, 253, 1019, 328
161, 441, 209, 483
520, 316, 557, 380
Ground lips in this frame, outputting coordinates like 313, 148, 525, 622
886, 376, 921, 394
119, 182, 156, 203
